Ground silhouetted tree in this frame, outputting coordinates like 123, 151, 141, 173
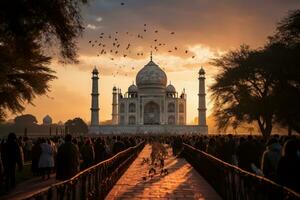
210, 46, 277, 137
65, 118, 88, 135
211, 10, 300, 136
14, 114, 38, 126
0, 0, 89, 120
267, 10, 300, 133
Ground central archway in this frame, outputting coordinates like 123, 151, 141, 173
143, 101, 160, 125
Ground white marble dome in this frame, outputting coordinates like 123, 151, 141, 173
128, 83, 138, 93
136, 60, 167, 89
43, 115, 52, 125
166, 83, 176, 93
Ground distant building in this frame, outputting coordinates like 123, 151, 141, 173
89, 55, 208, 134
43, 115, 52, 125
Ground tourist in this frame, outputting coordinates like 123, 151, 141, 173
80, 138, 95, 169
94, 138, 107, 163
222, 135, 236, 164
23, 137, 33, 161
31, 139, 42, 175
112, 136, 126, 154
236, 136, 257, 172
206, 138, 216, 156
38, 138, 54, 180
171, 136, 183, 156
277, 139, 300, 193
260, 138, 281, 180
56, 134, 80, 180
1, 133, 23, 191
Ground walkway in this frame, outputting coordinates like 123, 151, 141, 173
2, 174, 58, 200
106, 145, 221, 200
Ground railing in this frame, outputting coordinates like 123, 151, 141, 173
182, 143, 300, 200
23, 141, 145, 200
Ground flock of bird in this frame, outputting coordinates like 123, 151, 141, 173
87, 2, 197, 77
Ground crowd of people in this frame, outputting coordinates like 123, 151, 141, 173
0, 132, 299, 194
0, 133, 140, 192
176, 134, 300, 193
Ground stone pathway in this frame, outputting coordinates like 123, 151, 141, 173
2, 174, 58, 200
106, 145, 222, 200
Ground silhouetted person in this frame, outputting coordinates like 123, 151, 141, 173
206, 138, 216, 156
237, 136, 257, 171
277, 139, 300, 193
172, 136, 182, 156
94, 138, 107, 163
80, 138, 95, 169
260, 138, 281, 180
31, 139, 42, 175
222, 134, 236, 163
1, 133, 23, 191
38, 138, 54, 180
56, 134, 80, 180
112, 136, 125, 154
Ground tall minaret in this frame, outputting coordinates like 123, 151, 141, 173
112, 86, 118, 124
198, 67, 207, 126
91, 67, 99, 127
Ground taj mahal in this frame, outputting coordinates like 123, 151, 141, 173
89, 55, 208, 134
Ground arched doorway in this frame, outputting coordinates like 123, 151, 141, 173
144, 101, 160, 125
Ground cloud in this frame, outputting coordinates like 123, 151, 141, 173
96, 17, 103, 22
86, 24, 99, 30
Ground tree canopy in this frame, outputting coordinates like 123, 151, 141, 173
211, 9, 300, 137
65, 117, 88, 134
14, 114, 38, 126
0, 0, 88, 120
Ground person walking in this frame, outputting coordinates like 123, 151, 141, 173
80, 138, 95, 169
56, 134, 80, 180
277, 139, 300, 193
260, 138, 281, 180
1, 133, 23, 191
38, 138, 54, 180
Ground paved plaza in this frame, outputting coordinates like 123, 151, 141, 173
106, 145, 221, 200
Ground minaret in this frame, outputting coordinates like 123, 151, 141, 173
198, 67, 207, 126
91, 67, 99, 127
112, 86, 118, 124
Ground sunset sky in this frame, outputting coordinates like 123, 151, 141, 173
11, 0, 300, 124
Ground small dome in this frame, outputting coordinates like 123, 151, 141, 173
113, 86, 117, 91
136, 60, 167, 89
128, 83, 138, 93
199, 67, 205, 75
43, 115, 52, 125
92, 67, 99, 74
166, 83, 176, 93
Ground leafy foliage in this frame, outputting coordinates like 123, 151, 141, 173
14, 114, 38, 126
211, 10, 300, 136
0, 0, 88, 120
211, 46, 276, 137
65, 117, 88, 134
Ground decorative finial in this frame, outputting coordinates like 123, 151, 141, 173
150, 51, 153, 61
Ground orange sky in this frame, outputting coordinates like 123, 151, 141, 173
8, 0, 300, 125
